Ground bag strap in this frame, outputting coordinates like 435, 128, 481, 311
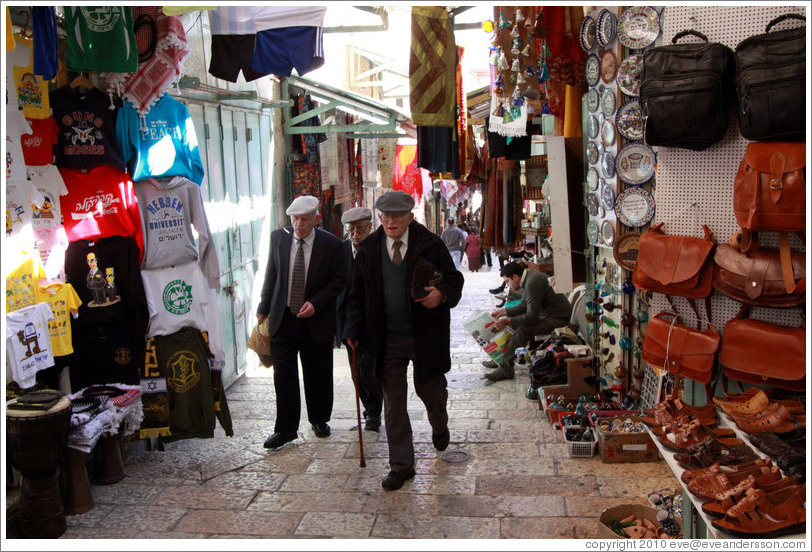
778, 231, 806, 294
672, 29, 710, 43
731, 229, 759, 254
766, 13, 806, 33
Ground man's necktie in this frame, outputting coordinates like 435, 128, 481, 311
289, 238, 306, 313
392, 240, 403, 266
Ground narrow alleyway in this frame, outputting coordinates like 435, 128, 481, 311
42, 265, 677, 540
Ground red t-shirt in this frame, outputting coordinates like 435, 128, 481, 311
22, 117, 60, 166
59, 165, 144, 262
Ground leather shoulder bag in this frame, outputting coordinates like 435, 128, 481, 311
633, 223, 716, 299
720, 307, 805, 392
713, 242, 805, 307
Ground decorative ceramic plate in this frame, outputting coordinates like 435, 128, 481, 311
601, 119, 616, 147
601, 181, 616, 210
615, 186, 655, 227
579, 15, 597, 52
601, 151, 616, 179
601, 220, 616, 246
586, 141, 599, 164
601, 87, 616, 116
587, 114, 599, 139
600, 49, 618, 83
597, 9, 617, 48
585, 54, 601, 87
586, 88, 599, 113
617, 54, 644, 97
613, 232, 641, 270
616, 142, 656, 186
587, 220, 600, 245
615, 99, 644, 141
587, 166, 599, 191
617, 6, 661, 50
587, 193, 600, 217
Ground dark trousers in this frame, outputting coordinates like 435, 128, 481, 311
345, 348, 383, 420
270, 310, 334, 433
381, 335, 448, 473
498, 317, 570, 374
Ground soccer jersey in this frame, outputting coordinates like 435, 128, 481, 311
63, 7, 137, 72
6, 302, 55, 388
36, 282, 82, 356
28, 165, 68, 229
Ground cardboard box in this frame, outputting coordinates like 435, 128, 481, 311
598, 504, 683, 539
538, 355, 596, 399
596, 416, 658, 463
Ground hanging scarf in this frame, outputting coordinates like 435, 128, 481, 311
409, 7, 457, 127
104, 7, 190, 116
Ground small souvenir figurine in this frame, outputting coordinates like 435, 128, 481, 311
498, 11, 510, 30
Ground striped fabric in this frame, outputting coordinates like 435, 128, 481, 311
409, 7, 457, 128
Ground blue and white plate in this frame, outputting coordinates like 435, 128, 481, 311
615, 99, 644, 141
617, 6, 660, 50
579, 15, 597, 52
597, 9, 617, 47
585, 54, 601, 87
616, 142, 656, 186
615, 186, 655, 227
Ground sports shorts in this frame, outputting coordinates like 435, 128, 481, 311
208, 34, 270, 83
252, 26, 324, 77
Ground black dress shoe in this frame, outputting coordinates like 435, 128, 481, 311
489, 283, 506, 295
364, 416, 381, 432
381, 469, 416, 491
312, 422, 331, 438
263, 432, 297, 450
432, 427, 450, 451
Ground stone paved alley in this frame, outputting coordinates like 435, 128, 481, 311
9, 265, 678, 541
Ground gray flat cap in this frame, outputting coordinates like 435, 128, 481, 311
376, 191, 415, 213
341, 206, 372, 224
286, 195, 319, 216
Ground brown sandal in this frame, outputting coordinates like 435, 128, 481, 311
731, 404, 797, 434
711, 486, 806, 538
658, 419, 743, 453
702, 483, 805, 518
714, 390, 770, 416
652, 417, 733, 437
687, 466, 782, 501
681, 458, 771, 484
674, 436, 761, 470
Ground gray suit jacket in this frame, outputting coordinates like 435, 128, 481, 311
505, 270, 572, 327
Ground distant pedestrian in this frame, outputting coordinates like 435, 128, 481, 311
465, 227, 482, 272
440, 218, 466, 270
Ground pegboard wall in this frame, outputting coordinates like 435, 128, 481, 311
651, 5, 807, 332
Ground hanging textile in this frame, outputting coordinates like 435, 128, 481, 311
290, 160, 321, 199
360, 138, 379, 188
409, 7, 457, 127
541, 7, 586, 87
31, 6, 58, 81
10, 36, 51, 119
456, 46, 468, 177
416, 125, 459, 177
6, 7, 15, 51
377, 138, 397, 190
104, 7, 190, 116
393, 145, 425, 200
63, 7, 138, 72
318, 134, 339, 191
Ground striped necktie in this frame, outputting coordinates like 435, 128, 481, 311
289, 238, 306, 313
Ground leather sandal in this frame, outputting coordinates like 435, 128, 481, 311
674, 436, 761, 470
727, 401, 785, 422
658, 419, 744, 453
749, 431, 795, 457
711, 486, 806, 538
686, 465, 782, 501
652, 417, 733, 438
642, 399, 716, 427
714, 390, 770, 416
702, 483, 805, 519
681, 458, 771, 485
731, 404, 797, 435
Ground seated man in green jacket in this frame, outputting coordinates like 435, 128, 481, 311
482, 262, 572, 381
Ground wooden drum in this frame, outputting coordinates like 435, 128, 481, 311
6, 395, 72, 538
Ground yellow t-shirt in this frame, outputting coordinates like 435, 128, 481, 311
11, 35, 51, 119
36, 282, 82, 357
6, 7, 15, 50
5, 250, 46, 312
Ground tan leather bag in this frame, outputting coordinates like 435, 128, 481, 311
713, 243, 805, 307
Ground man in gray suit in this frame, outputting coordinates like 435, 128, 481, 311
482, 262, 572, 381
256, 195, 347, 450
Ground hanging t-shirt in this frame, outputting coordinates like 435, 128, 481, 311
32, 6, 59, 81
36, 282, 82, 357
135, 176, 219, 287
34, 226, 69, 282
28, 165, 68, 229
21, 116, 59, 166
9, 36, 51, 119
6, 302, 55, 388
50, 85, 125, 171
63, 235, 149, 336
116, 95, 205, 184
63, 7, 137, 72
5, 250, 47, 313
59, 165, 143, 257
6, 181, 45, 254
5, 7, 15, 52
141, 261, 209, 338
6, 109, 32, 185
70, 323, 142, 392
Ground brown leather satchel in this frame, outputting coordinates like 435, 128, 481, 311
633, 223, 716, 299
720, 308, 805, 392
713, 243, 806, 307
642, 311, 721, 401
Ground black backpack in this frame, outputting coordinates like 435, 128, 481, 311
734, 13, 806, 141
640, 30, 735, 151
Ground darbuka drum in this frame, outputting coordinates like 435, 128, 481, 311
6, 395, 72, 538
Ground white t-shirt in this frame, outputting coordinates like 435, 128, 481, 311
141, 260, 209, 338
28, 165, 68, 229
6, 181, 45, 253
6, 109, 32, 185
6, 302, 55, 388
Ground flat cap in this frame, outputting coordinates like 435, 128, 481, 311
341, 206, 372, 224
286, 195, 319, 216
376, 191, 415, 213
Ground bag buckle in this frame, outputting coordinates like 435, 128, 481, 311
769, 178, 783, 190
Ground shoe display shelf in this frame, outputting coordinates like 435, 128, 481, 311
645, 411, 806, 540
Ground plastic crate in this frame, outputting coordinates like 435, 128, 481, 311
556, 410, 576, 426
587, 410, 638, 427
562, 426, 597, 458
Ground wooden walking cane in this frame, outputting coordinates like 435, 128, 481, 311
350, 347, 366, 468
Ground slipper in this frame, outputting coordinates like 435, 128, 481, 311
731, 404, 798, 435
711, 486, 806, 538
687, 466, 782, 501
